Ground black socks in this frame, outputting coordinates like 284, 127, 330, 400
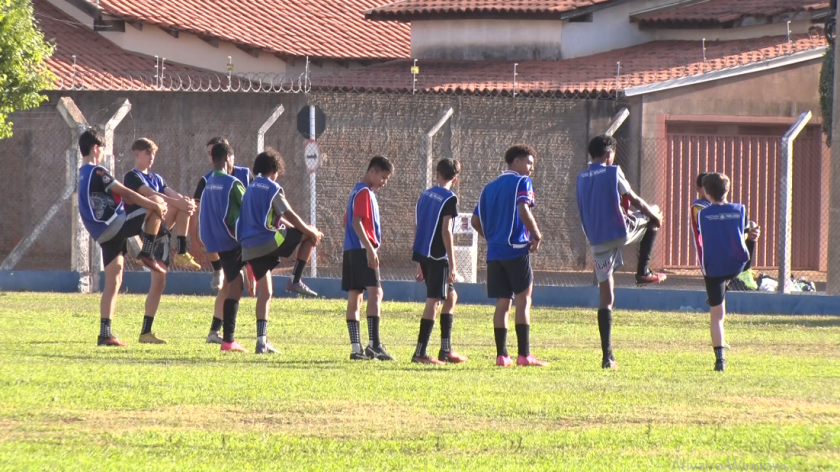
637, 228, 659, 275
176, 236, 187, 255
494, 327, 508, 357
415, 318, 435, 357
210, 317, 223, 333
100, 318, 112, 338
347, 320, 362, 352
222, 299, 239, 343
367, 316, 381, 347
141, 316, 154, 335
597, 308, 613, 360
515, 324, 530, 357
440, 313, 453, 352
714, 346, 725, 361
211, 259, 222, 272
292, 260, 306, 284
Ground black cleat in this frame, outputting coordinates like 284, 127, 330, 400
714, 359, 726, 372
365, 344, 395, 361
601, 354, 618, 370
350, 350, 371, 361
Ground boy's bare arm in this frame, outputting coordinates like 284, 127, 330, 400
518, 203, 542, 252
282, 208, 322, 243
110, 181, 166, 216
163, 187, 197, 213
441, 215, 457, 282
470, 214, 485, 239
623, 189, 662, 227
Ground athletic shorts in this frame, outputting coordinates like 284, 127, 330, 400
341, 248, 380, 292
247, 228, 304, 281
705, 273, 739, 307
414, 253, 454, 301
218, 246, 246, 284
99, 209, 147, 268
592, 213, 649, 283
486, 253, 532, 299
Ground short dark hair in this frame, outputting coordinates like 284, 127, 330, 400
696, 172, 708, 189
253, 147, 285, 176
210, 142, 234, 166
131, 138, 158, 153
79, 129, 105, 156
588, 135, 617, 159
368, 155, 394, 173
436, 158, 461, 181
504, 144, 536, 165
206, 136, 229, 147
702, 172, 730, 201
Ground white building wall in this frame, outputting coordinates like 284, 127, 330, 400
411, 20, 564, 61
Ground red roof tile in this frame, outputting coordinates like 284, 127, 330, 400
634, 0, 830, 27
311, 35, 827, 96
366, 0, 613, 20
34, 0, 201, 91
83, 0, 410, 60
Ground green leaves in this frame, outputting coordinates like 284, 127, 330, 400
820, 46, 834, 147
0, 0, 55, 140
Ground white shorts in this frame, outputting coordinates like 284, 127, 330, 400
592, 212, 649, 283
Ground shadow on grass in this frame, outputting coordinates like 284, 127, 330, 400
750, 318, 840, 329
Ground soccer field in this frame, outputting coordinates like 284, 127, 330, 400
0, 292, 838, 471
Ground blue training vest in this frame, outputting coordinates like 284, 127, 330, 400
78, 164, 125, 241
344, 183, 381, 250
576, 163, 627, 246
413, 185, 456, 259
199, 172, 239, 253
477, 171, 532, 261
203, 166, 251, 187
698, 203, 749, 277
237, 176, 286, 249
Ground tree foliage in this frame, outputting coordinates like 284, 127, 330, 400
0, 0, 55, 139
820, 46, 834, 146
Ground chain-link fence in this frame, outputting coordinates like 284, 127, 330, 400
0, 89, 830, 294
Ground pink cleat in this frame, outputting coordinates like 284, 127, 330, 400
517, 354, 548, 367
496, 355, 514, 367
221, 341, 246, 352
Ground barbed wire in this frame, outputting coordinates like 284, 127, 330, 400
55, 70, 310, 93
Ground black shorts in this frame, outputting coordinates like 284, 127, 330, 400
247, 229, 304, 281
99, 211, 146, 268
414, 253, 454, 300
705, 273, 739, 307
487, 253, 533, 299
219, 246, 246, 284
342, 248, 380, 292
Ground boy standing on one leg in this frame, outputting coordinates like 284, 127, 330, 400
77, 130, 167, 347
123, 138, 199, 344
697, 173, 750, 372
411, 158, 468, 365
576, 135, 665, 370
238, 148, 323, 354
199, 142, 248, 352
471, 144, 547, 367
343, 156, 394, 361
189, 137, 255, 344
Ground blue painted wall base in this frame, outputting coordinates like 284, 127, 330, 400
1, 270, 838, 315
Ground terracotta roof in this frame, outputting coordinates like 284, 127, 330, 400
311, 34, 826, 96
633, 0, 831, 28
34, 0, 200, 90
82, 0, 410, 60
366, 0, 613, 20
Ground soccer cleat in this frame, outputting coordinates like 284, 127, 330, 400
496, 355, 514, 367
255, 341, 280, 354
412, 354, 445, 365
635, 271, 666, 286
173, 252, 202, 270
211, 271, 223, 292
365, 344, 395, 361
138, 253, 167, 274
350, 349, 371, 361
206, 331, 224, 344
438, 349, 468, 364
242, 265, 257, 297
714, 359, 727, 372
601, 356, 618, 370
517, 354, 549, 367
97, 336, 127, 347
138, 332, 168, 344
221, 341, 247, 352
286, 279, 318, 298
737, 270, 759, 290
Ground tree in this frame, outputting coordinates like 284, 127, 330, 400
820, 46, 833, 146
0, 0, 55, 139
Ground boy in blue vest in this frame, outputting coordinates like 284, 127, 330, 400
576, 135, 665, 370
189, 136, 256, 344
123, 138, 200, 344
199, 142, 248, 352
471, 144, 548, 367
691, 172, 761, 291
77, 129, 167, 347
343, 156, 394, 361
238, 148, 323, 354
411, 158, 468, 365
697, 172, 750, 372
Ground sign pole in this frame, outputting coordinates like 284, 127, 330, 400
309, 105, 317, 277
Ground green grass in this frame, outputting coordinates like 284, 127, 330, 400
0, 292, 838, 471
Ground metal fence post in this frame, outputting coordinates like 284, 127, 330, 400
424, 108, 454, 189
778, 111, 812, 293
827, 9, 840, 294
257, 105, 284, 154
